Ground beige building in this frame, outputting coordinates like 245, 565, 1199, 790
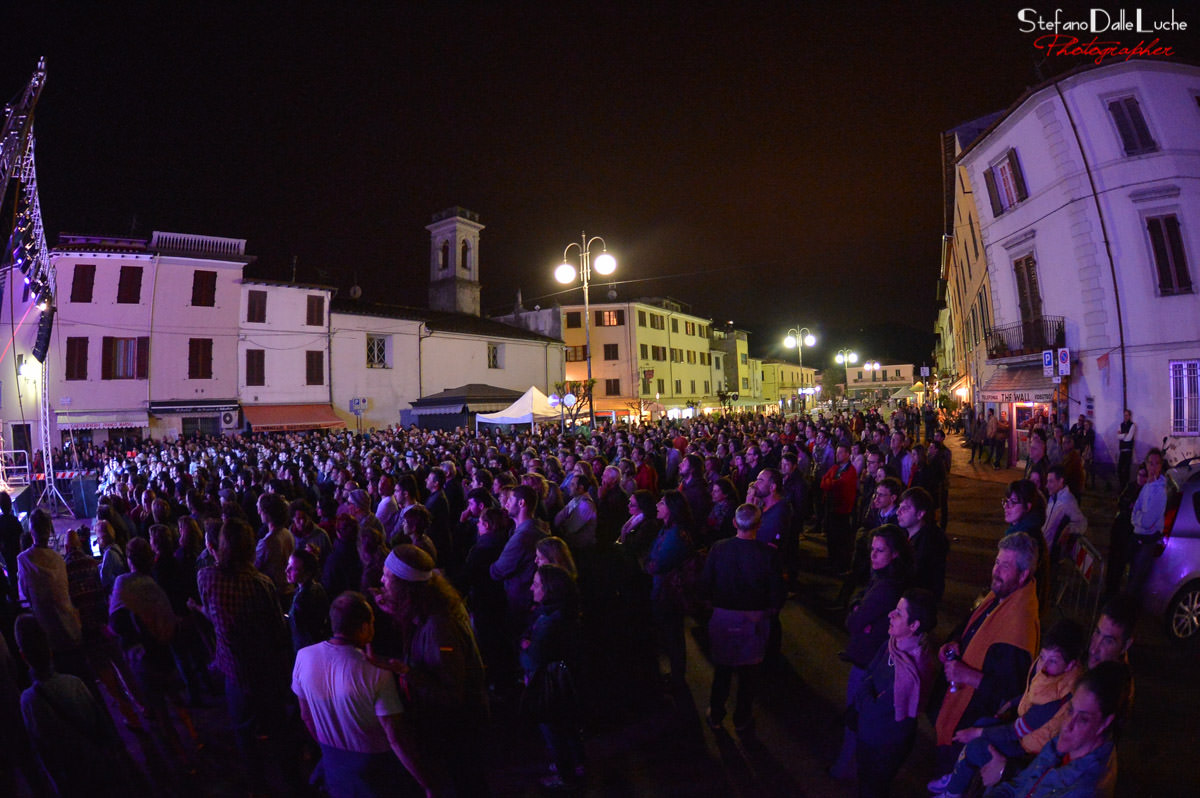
760, 358, 817, 413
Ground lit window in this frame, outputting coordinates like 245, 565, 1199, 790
1171, 360, 1200, 435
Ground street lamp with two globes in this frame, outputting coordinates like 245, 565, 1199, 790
555, 233, 616, 429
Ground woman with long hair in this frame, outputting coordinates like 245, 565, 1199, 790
535, 536, 578, 581
645, 490, 694, 688
618, 490, 660, 563
374, 544, 488, 796
521, 563, 585, 789
704, 477, 739, 545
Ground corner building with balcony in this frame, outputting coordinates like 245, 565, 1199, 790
958, 60, 1200, 471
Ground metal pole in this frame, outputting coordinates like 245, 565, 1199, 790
580, 232, 596, 429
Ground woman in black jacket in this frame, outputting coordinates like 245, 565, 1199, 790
521, 563, 585, 789
831, 524, 912, 779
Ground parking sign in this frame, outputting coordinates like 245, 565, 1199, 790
1043, 350, 1054, 377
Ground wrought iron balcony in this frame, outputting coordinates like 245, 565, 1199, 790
985, 316, 1065, 361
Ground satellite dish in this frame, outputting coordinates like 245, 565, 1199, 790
348, 284, 363, 299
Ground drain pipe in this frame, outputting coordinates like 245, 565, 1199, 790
1053, 81, 1128, 411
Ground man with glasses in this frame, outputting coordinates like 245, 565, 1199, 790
836, 476, 904, 607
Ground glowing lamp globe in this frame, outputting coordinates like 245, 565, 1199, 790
803, 333, 816, 347
592, 252, 616, 275
784, 335, 797, 349
563, 393, 577, 408
555, 262, 577, 284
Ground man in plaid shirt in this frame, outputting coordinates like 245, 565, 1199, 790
196, 518, 291, 783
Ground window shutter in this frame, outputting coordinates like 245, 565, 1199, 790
1108, 99, 1137, 154
136, 337, 150, 379
1006, 150, 1028, 201
983, 169, 1003, 217
1148, 217, 1175, 293
1164, 216, 1191, 292
102, 336, 114, 379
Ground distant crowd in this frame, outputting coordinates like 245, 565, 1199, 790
0, 401, 1138, 797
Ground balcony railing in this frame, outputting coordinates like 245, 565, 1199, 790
985, 316, 1065, 360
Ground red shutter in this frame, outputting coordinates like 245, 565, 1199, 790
101, 336, 114, 379
136, 337, 150, 379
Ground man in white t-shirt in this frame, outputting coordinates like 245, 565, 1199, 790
292, 591, 438, 797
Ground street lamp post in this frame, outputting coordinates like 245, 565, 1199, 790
834, 348, 858, 409
784, 326, 816, 412
555, 233, 616, 430
862, 360, 881, 404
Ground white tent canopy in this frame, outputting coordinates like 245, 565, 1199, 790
890, 386, 917, 400
475, 386, 559, 426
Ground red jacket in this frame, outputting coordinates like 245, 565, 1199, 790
820, 462, 858, 515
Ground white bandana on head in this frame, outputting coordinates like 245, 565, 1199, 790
384, 550, 433, 582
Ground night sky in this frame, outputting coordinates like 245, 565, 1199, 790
3, 2, 1195, 365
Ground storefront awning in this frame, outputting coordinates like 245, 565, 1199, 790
978, 367, 1057, 403
242, 404, 347, 432
56, 410, 149, 431
410, 404, 465, 417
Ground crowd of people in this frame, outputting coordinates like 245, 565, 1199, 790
0, 402, 1139, 797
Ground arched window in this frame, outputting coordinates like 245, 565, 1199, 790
461, 240, 470, 271
440, 241, 450, 270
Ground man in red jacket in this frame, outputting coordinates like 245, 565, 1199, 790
820, 444, 858, 572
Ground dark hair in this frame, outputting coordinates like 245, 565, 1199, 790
395, 474, 418, 498
1099, 593, 1139, 642
713, 476, 738, 503
289, 499, 315, 520
1047, 464, 1067, 481
218, 518, 256, 568
14, 614, 53, 676
127, 537, 155, 572
901, 588, 937, 636
876, 476, 904, 498
329, 591, 373, 637
870, 524, 913, 576
290, 547, 319, 580
510, 484, 539, 514
427, 468, 446, 489
630, 489, 657, 519
1076, 660, 1133, 740
258, 492, 288, 528
900, 486, 933, 517
757, 467, 783, 495
480, 506, 509, 537
1043, 618, 1086, 663
658, 489, 693, 530
1007, 479, 1046, 515
466, 487, 491, 505
536, 563, 579, 610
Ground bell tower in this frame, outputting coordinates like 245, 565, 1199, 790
426, 207, 483, 316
